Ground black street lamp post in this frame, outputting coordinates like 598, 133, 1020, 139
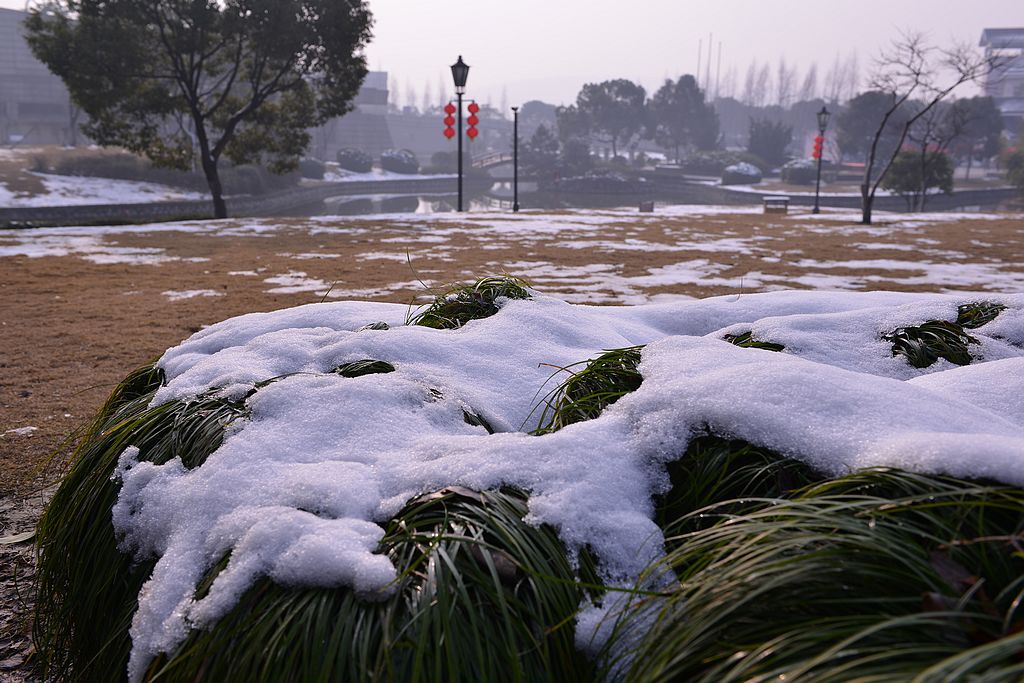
450, 56, 470, 212
511, 105, 520, 212
812, 105, 831, 215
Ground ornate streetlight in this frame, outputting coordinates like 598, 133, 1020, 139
812, 105, 831, 215
511, 105, 520, 212
450, 56, 470, 212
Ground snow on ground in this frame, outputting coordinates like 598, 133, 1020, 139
1, 208, 1022, 302
2, 426, 38, 437
112, 289, 1024, 680
161, 289, 224, 301
0, 172, 205, 207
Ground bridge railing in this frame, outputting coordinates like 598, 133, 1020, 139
471, 152, 513, 168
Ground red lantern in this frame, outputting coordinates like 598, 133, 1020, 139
467, 114, 479, 126
466, 127, 478, 140
467, 102, 480, 114
444, 102, 456, 115
444, 127, 455, 139
812, 135, 824, 160
443, 115, 455, 127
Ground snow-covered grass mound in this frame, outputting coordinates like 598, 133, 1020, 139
33, 279, 1024, 681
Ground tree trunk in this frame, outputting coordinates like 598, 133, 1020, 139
200, 153, 227, 219
860, 182, 873, 224
965, 153, 972, 180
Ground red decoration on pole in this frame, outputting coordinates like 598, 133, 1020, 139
812, 135, 824, 160
444, 102, 456, 115
467, 114, 479, 127
467, 102, 480, 114
466, 126, 478, 140
444, 127, 455, 139
444, 115, 455, 127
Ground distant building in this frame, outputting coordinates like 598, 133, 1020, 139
979, 28, 1024, 135
310, 71, 395, 160
312, 71, 510, 163
0, 8, 78, 146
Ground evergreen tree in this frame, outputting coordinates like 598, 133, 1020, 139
26, 0, 373, 218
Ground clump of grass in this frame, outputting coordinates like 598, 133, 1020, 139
654, 435, 820, 535
142, 487, 592, 682
32, 364, 250, 681
332, 359, 396, 377
532, 346, 644, 435
605, 468, 1024, 682
723, 331, 785, 352
884, 320, 980, 368
957, 301, 1006, 329
409, 276, 531, 329
32, 359, 413, 681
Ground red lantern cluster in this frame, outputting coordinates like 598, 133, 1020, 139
443, 102, 456, 139
812, 135, 824, 160
466, 102, 480, 140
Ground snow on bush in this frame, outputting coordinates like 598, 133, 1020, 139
720, 161, 762, 185
94, 287, 1024, 678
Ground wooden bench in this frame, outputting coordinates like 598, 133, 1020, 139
763, 195, 790, 214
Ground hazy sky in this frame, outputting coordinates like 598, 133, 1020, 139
364, 0, 1022, 107
4, 0, 1021, 108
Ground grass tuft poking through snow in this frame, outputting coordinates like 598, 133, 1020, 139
409, 276, 531, 329
957, 301, 1007, 330
31, 282, 1024, 682
885, 320, 980, 368
532, 346, 644, 435
332, 359, 396, 377
722, 330, 785, 352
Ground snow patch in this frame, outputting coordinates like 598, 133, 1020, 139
162, 290, 224, 301
3, 426, 38, 437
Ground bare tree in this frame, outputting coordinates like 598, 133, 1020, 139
742, 61, 758, 105
719, 65, 738, 100
404, 81, 418, 113
754, 63, 772, 107
422, 81, 433, 114
858, 32, 1002, 224
842, 51, 861, 102
799, 64, 818, 102
824, 53, 843, 103
905, 101, 967, 210
437, 73, 447, 108
776, 57, 796, 107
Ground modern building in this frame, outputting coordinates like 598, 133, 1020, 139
0, 8, 78, 146
979, 28, 1024, 135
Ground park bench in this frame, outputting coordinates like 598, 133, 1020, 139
763, 195, 790, 214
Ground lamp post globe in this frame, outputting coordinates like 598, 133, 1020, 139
450, 56, 469, 94
450, 56, 470, 211
817, 105, 831, 135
